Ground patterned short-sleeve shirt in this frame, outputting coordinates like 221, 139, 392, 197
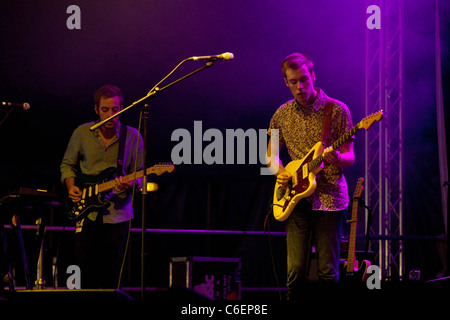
268, 88, 354, 211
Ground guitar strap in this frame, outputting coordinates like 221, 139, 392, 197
117, 123, 128, 175
321, 100, 333, 146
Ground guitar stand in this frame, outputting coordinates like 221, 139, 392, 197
0, 213, 33, 292
349, 196, 374, 258
0, 188, 58, 295
1, 194, 33, 292
35, 217, 46, 289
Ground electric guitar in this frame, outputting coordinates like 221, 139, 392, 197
342, 177, 371, 281
272, 110, 383, 221
65, 163, 175, 221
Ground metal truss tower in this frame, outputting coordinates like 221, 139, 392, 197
365, 0, 404, 280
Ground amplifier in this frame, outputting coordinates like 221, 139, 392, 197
169, 256, 241, 300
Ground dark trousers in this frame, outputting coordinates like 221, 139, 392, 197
286, 199, 344, 298
74, 217, 129, 289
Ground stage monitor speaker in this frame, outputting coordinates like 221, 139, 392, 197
10, 288, 134, 300
169, 256, 241, 300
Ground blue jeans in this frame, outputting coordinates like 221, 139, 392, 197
286, 199, 344, 297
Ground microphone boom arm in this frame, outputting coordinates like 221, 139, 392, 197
87, 57, 215, 300
89, 60, 214, 132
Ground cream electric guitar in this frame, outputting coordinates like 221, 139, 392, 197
342, 177, 371, 281
272, 110, 383, 221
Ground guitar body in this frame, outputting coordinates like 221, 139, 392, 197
340, 259, 371, 283
65, 167, 117, 221
271, 110, 383, 222
272, 141, 324, 221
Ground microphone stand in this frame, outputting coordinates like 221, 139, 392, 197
89, 60, 214, 300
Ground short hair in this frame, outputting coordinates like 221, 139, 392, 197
281, 53, 314, 78
94, 84, 124, 106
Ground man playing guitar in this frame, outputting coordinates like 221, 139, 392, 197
266, 53, 355, 299
60, 84, 144, 289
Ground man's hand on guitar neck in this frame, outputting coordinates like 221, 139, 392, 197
323, 141, 355, 168
323, 146, 341, 165
114, 176, 134, 192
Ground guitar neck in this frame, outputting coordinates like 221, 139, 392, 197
308, 123, 360, 172
346, 198, 359, 272
97, 168, 147, 193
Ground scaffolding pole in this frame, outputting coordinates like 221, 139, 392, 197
365, 0, 404, 280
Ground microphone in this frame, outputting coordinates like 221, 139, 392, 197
190, 52, 234, 61
1, 101, 31, 111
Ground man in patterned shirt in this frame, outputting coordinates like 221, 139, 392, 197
266, 53, 355, 298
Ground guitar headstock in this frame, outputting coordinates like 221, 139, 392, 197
153, 163, 175, 175
360, 110, 383, 130
353, 177, 364, 198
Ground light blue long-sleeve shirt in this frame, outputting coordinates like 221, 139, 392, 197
60, 121, 144, 223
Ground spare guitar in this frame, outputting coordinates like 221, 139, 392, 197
341, 177, 371, 282
65, 163, 175, 221
272, 110, 383, 221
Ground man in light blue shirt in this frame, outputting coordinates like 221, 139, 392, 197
60, 84, 144, 288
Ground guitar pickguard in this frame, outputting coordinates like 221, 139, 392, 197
272, 144, 322, 221
66, 167, 117, 221
292, 151, 314, 194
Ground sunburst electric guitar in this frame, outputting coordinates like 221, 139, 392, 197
342, 177, 371, 281
272, 110, 383, 221
65, 163, 175, 221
